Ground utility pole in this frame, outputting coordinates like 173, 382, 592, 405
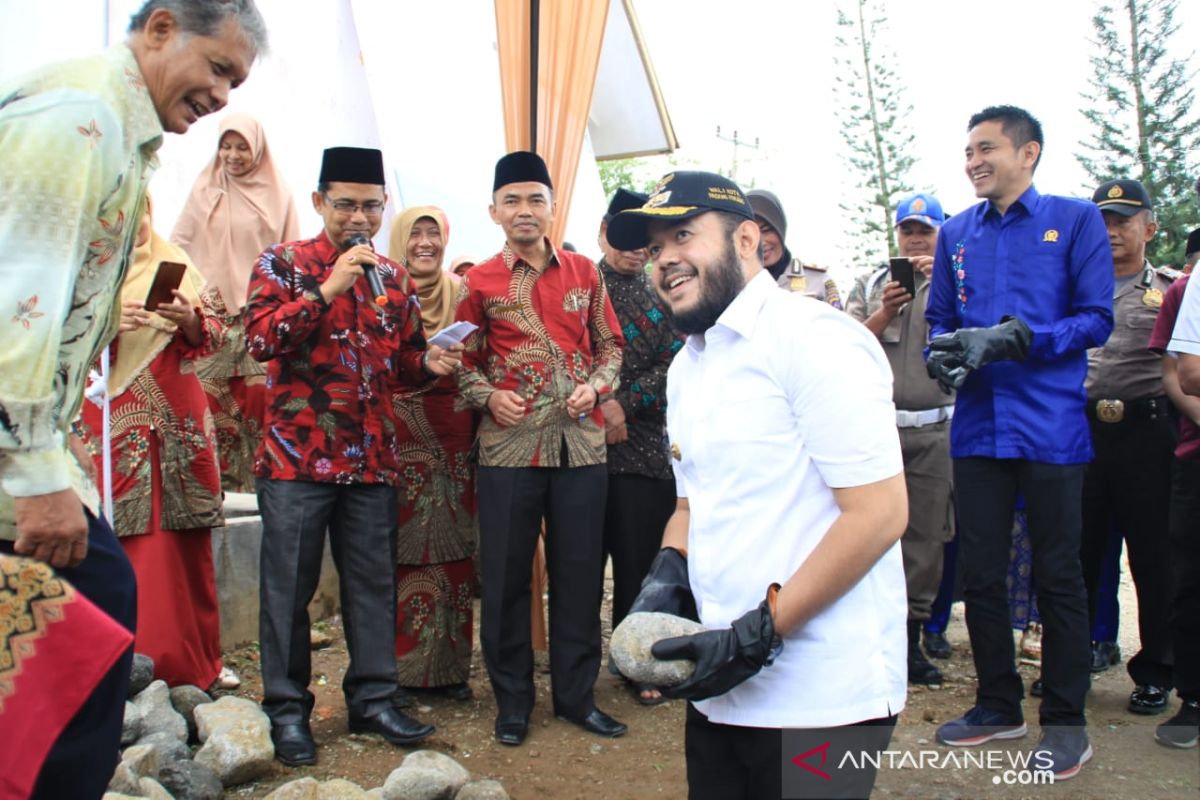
715, 126, 759, 182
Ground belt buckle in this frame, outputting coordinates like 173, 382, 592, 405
1096, 399, 1125, 423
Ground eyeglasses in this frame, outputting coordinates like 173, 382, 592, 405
325, 196, 385, 216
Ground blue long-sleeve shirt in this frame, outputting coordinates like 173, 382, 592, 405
925, 185, 1114, 464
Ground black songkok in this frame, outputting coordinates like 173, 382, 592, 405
493, 151, 553, 192
606, 188, 649, 218
319, 147, 385, 185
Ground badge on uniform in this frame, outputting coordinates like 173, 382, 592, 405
1143, 288, 1163, 308
671, 442, 681, 461
789, 275, 807, 292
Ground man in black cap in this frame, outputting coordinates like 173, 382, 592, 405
746, 188, 841, 308
1079, 178, 1177, 714
609, 172, 907, 799
244, 146, 458, 765
596, 189, 685, 704
454, 151, 627, 746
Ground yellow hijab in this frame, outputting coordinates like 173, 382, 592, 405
388, 206, 457, 337
109, 198, 206, 396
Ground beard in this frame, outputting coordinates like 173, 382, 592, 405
664, 239, 746, 335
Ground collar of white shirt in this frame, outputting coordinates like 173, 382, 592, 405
687, 268, 775, 351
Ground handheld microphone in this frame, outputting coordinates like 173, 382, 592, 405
347, 234, 388, 305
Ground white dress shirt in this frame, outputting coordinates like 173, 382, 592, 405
667, 269, 907, 728
1168, 273, 1200, 355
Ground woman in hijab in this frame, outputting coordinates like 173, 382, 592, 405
78, 198, 231, 690
388, 207, 477, 700
172, 113, 299, 493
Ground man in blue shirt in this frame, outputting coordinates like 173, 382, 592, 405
925, 105, 1113, 781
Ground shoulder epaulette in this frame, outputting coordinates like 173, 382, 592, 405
1155, 265, 1182, 281
803, 262, 828, 273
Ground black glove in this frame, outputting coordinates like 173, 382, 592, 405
627, 547, 698, 622
926, 316, 1033, 391
651, 590, 780, 702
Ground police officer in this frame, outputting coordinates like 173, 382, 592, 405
846, 192, 953, 688
1081, 178, 1177, 715
746, 189, 842, 308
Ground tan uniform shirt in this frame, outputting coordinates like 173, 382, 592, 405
775, 257, 842, 308
846, 266, 953, 411
1085, 263, 1173, 401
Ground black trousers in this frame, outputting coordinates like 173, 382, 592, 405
603, 473, 676, 629
1080, 411, 1176, 687
954, 458, 1090, 725
2, 511, 137, 800
685, 704, 897, 800
257, 479, 399, 723
1168, 459, 1200, 701
476, 461, 607, 718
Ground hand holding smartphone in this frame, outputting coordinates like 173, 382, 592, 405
889, 257, 916, 297
144, 261, 188, 311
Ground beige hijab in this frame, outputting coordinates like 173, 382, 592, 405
388, 206, 458, 336
110, 198, 206, 397
171, 113, 299, 312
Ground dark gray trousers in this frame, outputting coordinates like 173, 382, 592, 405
257, 478, 399, 724
477, 462, 608, 719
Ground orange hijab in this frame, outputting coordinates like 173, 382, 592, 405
388, 206, 458, 336
171, 113, 299, 312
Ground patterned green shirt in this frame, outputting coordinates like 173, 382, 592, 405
0, 45, 163, 539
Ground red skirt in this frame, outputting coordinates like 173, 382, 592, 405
394, 558, 475, 688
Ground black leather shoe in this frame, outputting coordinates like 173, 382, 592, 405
391, 687, 415, 709
923, 629, 952, 660
444, 682, 474, 702
1090, 641, 1121, 673
557, 708, 627, 738
271, 722, 317, 766
494, 714, 529, 746
1129, 685, 1169, 715
348, 706, 434, 745
1030, 677, 1044, 697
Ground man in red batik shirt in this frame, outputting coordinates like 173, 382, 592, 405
244, 146, 459, 767
455, 151, 626, 747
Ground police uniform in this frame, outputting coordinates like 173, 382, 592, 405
847, 265, 954, 623
776, 258, 842, 308
1081, 261, 1177, 693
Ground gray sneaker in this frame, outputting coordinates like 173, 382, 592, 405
1032, 727, 1092, 781
1155, 700, 1200, 749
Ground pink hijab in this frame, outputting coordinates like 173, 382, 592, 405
171, 114, 299, 312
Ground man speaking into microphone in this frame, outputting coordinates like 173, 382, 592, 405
244, 146, 460, 766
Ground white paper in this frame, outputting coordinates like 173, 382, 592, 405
428, 321, 478, 348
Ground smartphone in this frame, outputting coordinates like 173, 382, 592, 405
889, 257, 916, 297
144, 261, 188, 310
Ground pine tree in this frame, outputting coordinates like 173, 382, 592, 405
1078, 0, 1200, 267
833, 0, 916, 264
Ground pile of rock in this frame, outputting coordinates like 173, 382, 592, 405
106, 655, 272, 799
263, 750, 508, 799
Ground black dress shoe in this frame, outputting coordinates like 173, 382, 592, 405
1090, 641, 1121, 673
444, 682, 474, 702
391, 686, 415, 709
557, 708, 627, 738
348, 706, 435, 745
271, 722, 317, 766
923, 630, 952, 660
1030, 677, 1044, 697
1129, 685, 1169, 715
494, 714, 529, 746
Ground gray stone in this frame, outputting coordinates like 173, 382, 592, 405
400, 751, 469, 794
194, 718, 274, 786
133, 681, 188, 743
610, 611, 705, 687
121, 701, 144, 746
107, 762, 141, 796
455, 780, 510, 800
319, 779, 371, 799
103, 794, 142, 800
129, 654, 155, 697
364, 790, 385, 800
264, 777, 320, 800
138, 777, 175, 800
170, 685, 213, 743
381, 766, 454, 800
135, 730, 192, 765
158, 760, 224, 800
194, 695, 265, 743
121, 743, 160, 779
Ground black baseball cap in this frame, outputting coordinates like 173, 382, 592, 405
1093, 179, 1153, 216
606, 171, 754, 251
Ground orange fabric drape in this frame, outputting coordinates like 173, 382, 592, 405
495, 0, 609, 245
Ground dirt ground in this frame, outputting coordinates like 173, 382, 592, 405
219, 569, 1199, 800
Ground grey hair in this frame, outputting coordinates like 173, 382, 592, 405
128, 0, 269, 57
